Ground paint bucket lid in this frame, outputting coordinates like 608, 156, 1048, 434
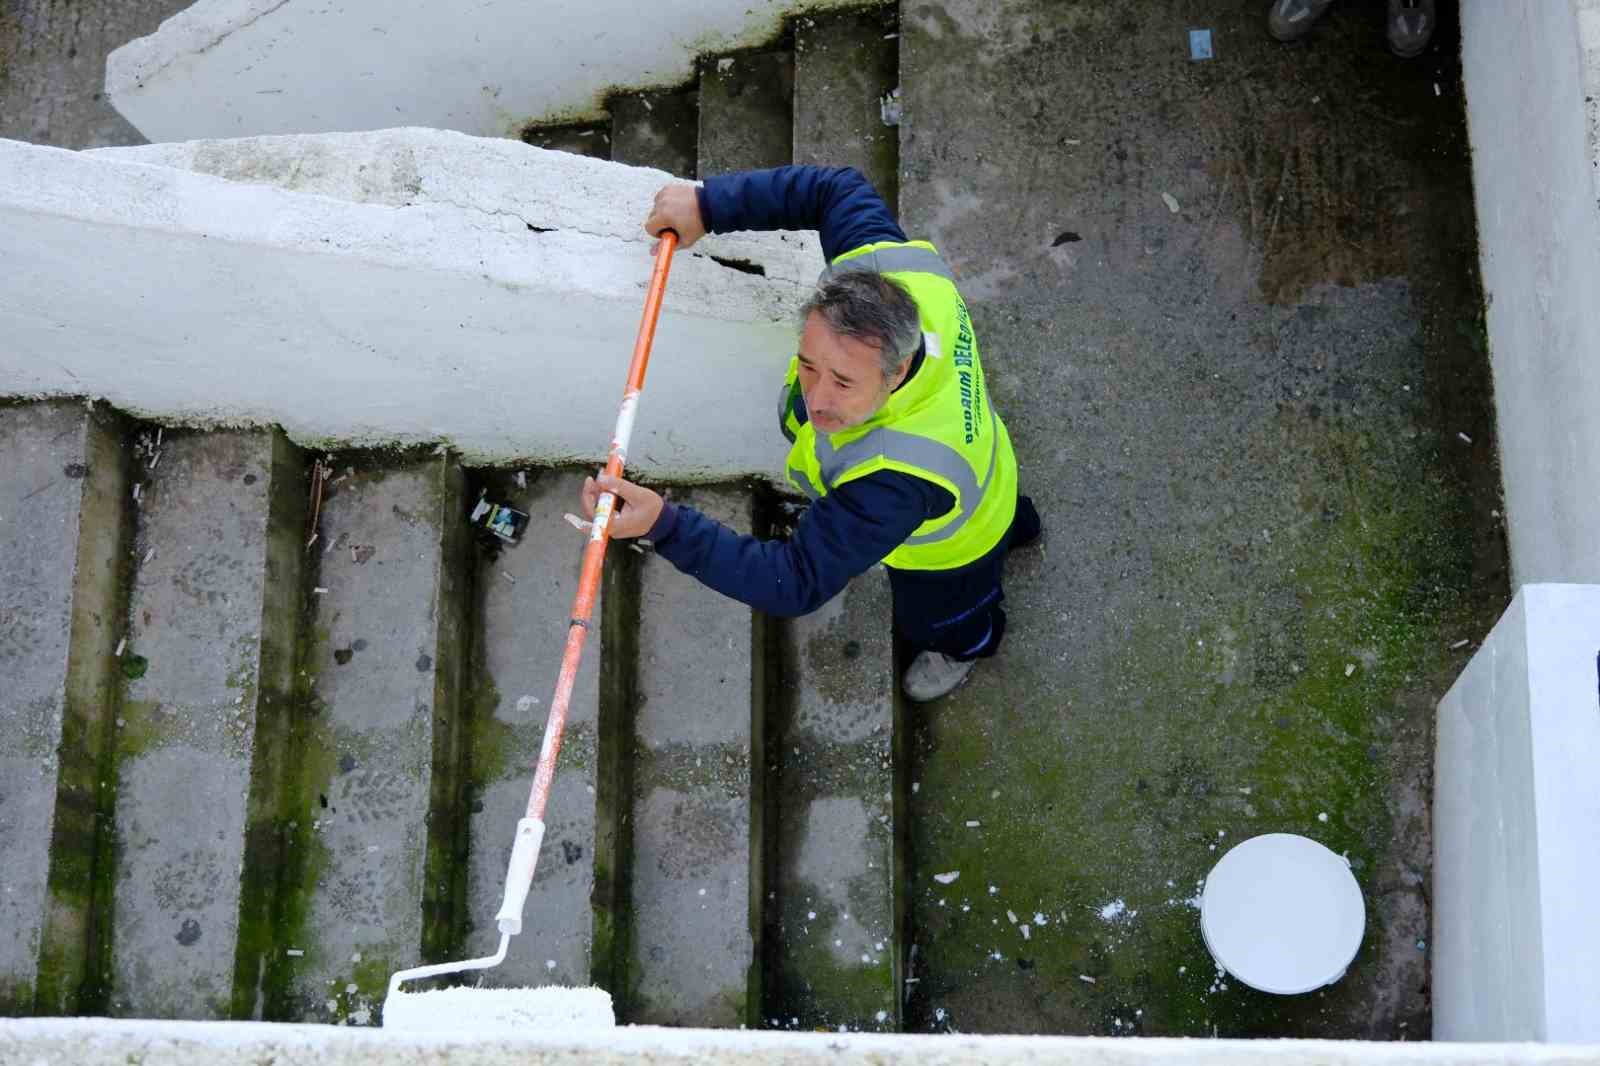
1199, 832, 1365, 995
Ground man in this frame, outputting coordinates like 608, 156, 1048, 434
581, 165, 1039, 702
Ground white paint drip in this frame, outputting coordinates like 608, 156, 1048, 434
611, 390, 640, 461
589, 494, 614, 542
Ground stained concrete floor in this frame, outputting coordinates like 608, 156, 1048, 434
1, 0, 1508, 1041
897, 0, 1505, 1039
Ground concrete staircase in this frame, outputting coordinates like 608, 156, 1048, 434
0, 5, 905, 1033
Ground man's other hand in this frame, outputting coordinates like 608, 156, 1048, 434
644, 184, 706, 252
581, 473, 664, 540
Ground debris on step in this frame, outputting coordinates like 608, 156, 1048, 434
880, 87, 903, 127
471, 489, 529, 543
1161, 192, 1181, 213
306, 459, 328, 549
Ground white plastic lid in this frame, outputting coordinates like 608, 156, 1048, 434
1199, 832, 1365, 995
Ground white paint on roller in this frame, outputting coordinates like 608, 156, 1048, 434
1199, 833, 1364, 996
380, 985, 615, 1034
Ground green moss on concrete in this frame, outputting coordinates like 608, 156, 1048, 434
908, 418, 1482, 1036
35, 410, 133, 1018
239, 596, 338, 1021
0, 979, 34, 1018
589, 552, 640, 1011
769, 888, 895, 1031
230, 432, 310, 1021
421, 456, 471, 971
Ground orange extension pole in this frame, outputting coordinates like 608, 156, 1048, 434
488, 231, 679, 940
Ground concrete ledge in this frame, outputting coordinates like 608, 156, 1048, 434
1462, 1, 1600, 584
4, 1017, 1599, 1065
1433, 584, 1600, 1043
102, 0, 865, 142
0, 130, 820, 483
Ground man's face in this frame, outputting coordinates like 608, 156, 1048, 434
797, 312, 911, 434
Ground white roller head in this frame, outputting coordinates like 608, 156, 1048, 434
382, 984, 616, 1033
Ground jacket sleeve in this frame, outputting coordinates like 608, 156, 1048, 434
644, 471, 954, 618
696, 165, 907, 264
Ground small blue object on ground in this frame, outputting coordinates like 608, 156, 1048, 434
1189, 28, 1214, 60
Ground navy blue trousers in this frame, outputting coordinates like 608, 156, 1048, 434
887, 495, 1041, 660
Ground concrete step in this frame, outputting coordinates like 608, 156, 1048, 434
107, 428, 304, 1019
793, 7, 900, 215
463, 469, 600, 989
610, 89, 699, 178
772, 5, 904, 1032
767, 568, 899, 1032
698, 51, 795, 178
621, 487, 758, 1027
0, 402, 129, 1017
284, 454, 471, 1025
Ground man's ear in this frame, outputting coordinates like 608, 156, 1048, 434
889, 355, 914, 390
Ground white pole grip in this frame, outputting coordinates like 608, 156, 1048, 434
494, 817, 546, 935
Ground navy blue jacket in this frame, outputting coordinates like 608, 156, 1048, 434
647, 166, 955, 618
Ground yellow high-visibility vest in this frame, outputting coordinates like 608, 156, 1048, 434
780, 240, 1018, 571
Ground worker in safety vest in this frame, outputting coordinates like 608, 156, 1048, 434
580, 166, 1040, 702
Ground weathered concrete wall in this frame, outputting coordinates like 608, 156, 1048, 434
0, 130, 820, 483
1462, 1, 1600, 586
103, 0, 866, 143
1433, 585, 1600, 1042
5, 1017, 1600, 1065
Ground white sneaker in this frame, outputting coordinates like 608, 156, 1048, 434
902, 651, 977, 703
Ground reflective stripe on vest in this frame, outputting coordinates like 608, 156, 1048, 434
810, 389, 999, 546
818, 245, 953, 285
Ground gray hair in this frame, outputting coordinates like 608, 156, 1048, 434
799, 271, 922, 380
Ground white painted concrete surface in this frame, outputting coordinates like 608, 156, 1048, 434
1434, 585, 1600, 1043
105, 0, 864, 143
1462, 1, 1600, 586
4, 1018, 1600, 1066
0, 130, 821, 482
